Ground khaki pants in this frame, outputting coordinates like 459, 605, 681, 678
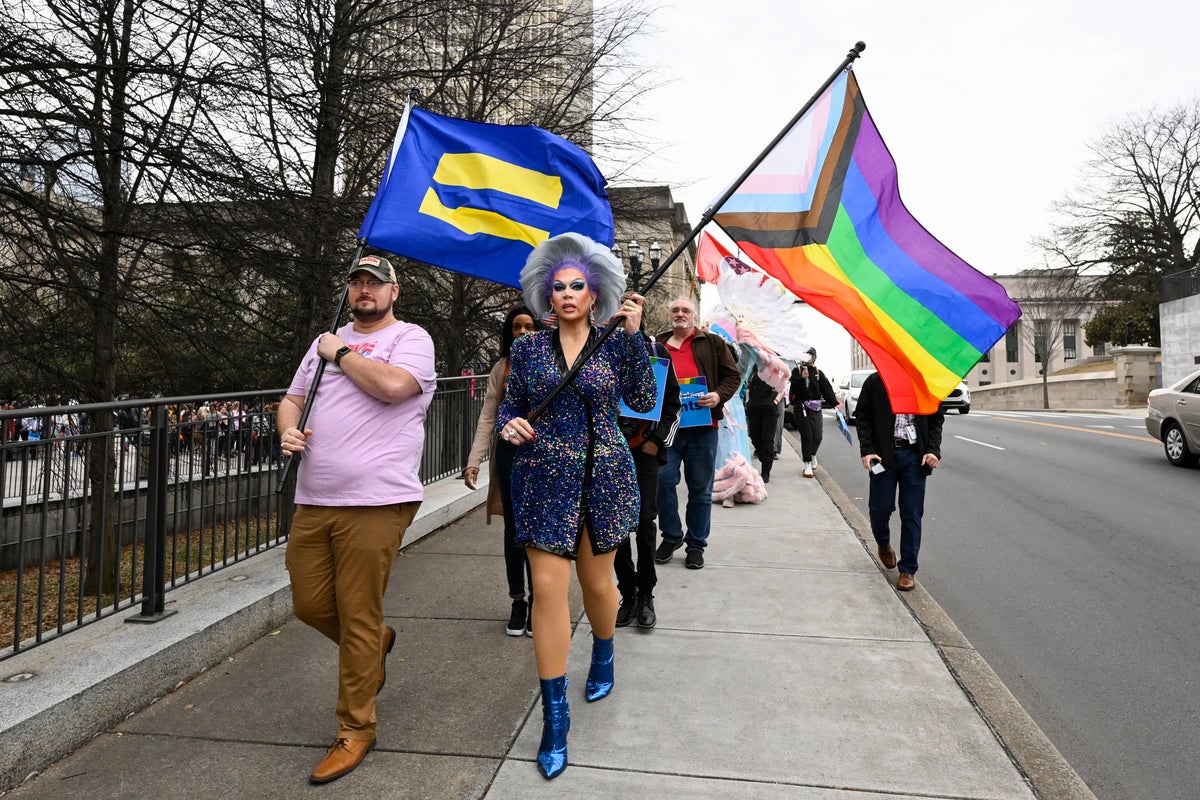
285, 502, 419, 740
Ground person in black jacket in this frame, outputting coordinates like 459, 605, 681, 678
615, 329, 681, 629
853, 371, 944, 591
788, 347, 837, 478
745, 366, 781, 482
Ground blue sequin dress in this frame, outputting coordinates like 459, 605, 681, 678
497, 327, 658, 558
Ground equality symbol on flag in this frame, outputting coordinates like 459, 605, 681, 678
418, 152, 564, 245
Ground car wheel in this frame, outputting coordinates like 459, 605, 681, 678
1163, 422, 1199, 467
958, 404, 970, 415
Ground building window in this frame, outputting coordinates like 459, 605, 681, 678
1092, 340, 1106, 357
1033, 319, 1049, 363
1063, 320, 1077, 360
1005, 325, 1019, 362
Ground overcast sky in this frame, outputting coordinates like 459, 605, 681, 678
601, 0, 1200, 377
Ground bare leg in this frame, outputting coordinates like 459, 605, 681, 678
527, 547, 572, 679
576, 540, 618, 640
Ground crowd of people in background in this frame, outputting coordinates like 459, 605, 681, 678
1, 399, 282, 471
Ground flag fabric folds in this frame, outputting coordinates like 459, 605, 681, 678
712, 70, 1021, 414
695, 231, 756, 283
358, 106, 614, 288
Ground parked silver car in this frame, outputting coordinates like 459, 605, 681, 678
1145, 368, 1200, 467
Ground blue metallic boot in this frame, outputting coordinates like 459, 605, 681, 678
537, 675, 570, 779
585, 634, 614, 702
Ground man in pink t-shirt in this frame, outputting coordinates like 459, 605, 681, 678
277, 255, 435, 785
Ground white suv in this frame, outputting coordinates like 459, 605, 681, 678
939, 381, 971, 414
837, 370, 875, 423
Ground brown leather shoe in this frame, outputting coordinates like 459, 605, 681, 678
377, 626, 396, 695
309, 737, 375, 784
897, 573, 915, 591
878, 545, 897, 570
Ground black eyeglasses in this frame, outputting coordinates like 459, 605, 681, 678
348, 279, 392, 291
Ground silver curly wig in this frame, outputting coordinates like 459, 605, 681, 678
520, 232, 626, 324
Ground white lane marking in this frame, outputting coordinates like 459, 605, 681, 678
954, 435, 1006, 450
1088, 425, 1115, 429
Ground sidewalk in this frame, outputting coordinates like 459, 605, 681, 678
1, 438, 1094, 799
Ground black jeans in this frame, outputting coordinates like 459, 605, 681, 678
615, 446, 659, 599
797, 409, 824, 462
494, 440, 531, 599
746, 404, 779, 466
867, 445, 927, 574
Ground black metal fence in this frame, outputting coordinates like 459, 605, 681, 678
0, 376, 488, 661
1162, 267, 1200, 304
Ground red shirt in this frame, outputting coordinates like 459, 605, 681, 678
664, 330, 699, 380
664, 330, 716, 428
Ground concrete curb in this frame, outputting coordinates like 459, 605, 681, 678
0, 475, 486, 793
818, 467, 1100, 800
0, 549, 296, 791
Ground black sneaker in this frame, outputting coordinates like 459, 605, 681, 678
615, 595, 637, 627
506, 599, 528, 637
636, 595, 656, 628
684, 549, 704, 569
525, 599, 533, 637
654, 539, 683, 564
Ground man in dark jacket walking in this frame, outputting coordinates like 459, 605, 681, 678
745, 366, 781, 482
854, 371, 944, 592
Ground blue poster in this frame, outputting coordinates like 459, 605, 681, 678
678, 376, 711, 428
619, 356, 670, 421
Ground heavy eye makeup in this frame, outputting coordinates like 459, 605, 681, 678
552, 280, 587, 292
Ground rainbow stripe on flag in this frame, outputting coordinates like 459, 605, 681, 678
713, 70, 1021, 414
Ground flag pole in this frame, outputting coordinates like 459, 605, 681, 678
527, 41, 866, 424
276, 92, 420, 492
275, 239, 365, 493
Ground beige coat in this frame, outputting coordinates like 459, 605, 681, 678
466, 359, 508, 522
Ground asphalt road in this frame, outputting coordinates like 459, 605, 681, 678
804, 408, 1200, 800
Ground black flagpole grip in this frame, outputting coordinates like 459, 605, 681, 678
275, 240, 367, 494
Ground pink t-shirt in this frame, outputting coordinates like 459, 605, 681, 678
287, 320, 436, 506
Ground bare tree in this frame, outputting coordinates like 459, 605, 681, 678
0, 0, 259, 593
1004, 267, 1103, 409
1035, 99, 1200, 348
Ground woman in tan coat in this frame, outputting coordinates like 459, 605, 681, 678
463, 304, 541, 635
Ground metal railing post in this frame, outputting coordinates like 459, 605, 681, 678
128, 405, 176, 623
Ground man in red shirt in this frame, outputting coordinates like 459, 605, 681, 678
653, 297, 740, 569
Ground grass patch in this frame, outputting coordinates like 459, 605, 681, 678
1, 514, 285, 653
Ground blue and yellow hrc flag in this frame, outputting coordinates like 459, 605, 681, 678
358, 106, 614, 288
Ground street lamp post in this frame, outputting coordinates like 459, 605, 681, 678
614, 239, 663, 295
647, 240, 662, 283
627, 239, 642, 289
609, 241, 667, 297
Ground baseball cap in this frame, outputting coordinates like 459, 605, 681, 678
350, 255, 396, 283
806, 346, 817, 358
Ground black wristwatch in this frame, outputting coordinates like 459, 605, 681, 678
334, 346, 352, 366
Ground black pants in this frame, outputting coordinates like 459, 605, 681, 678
746, 404, 780, 475
615, 446, 659, 599
494, 439, 531, 600
798, 409, 824, 462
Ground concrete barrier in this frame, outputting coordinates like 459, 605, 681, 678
971, 372, 1121, 411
